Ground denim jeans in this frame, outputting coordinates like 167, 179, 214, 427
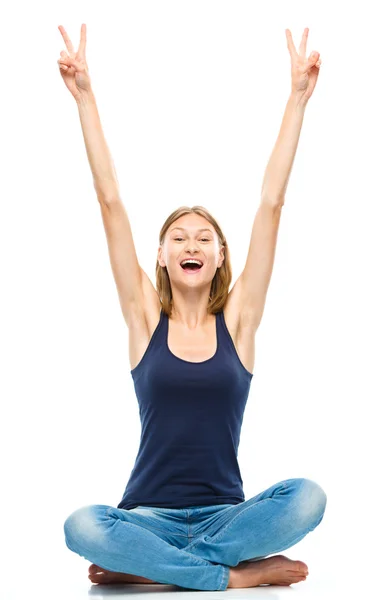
64, 477, 326, 591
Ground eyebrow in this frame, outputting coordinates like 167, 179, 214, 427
170, 227, 213, 234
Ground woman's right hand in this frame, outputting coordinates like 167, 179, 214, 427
57, 23, 92, 101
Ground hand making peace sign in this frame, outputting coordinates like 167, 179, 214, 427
285, 28, 322, 104
57, 23, 92, 100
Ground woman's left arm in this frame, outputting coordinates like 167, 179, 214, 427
236, 28, 322, 328
261, 28, 322, 204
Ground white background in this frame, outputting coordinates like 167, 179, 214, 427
1, 1, 376, 598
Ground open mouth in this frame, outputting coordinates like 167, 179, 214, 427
180, 260, 203, 273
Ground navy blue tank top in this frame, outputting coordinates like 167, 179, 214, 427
117, 308, 253, 510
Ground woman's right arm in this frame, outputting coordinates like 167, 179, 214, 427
76, 90, 120, 203
75, 91, 147, 325
58, 24, 150, 326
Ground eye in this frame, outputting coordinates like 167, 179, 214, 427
174, 237, 210, 242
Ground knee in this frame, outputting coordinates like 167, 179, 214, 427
295, 478, 327, 528
63, 504, 108, 551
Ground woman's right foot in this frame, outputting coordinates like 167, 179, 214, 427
228, 554, 309, 588
88, 563, 157, 584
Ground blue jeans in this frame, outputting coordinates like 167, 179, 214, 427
64, 477, 326, 591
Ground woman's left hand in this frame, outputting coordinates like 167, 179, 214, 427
286, 28, 322, 104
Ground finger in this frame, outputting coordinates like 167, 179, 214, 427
57, 59, 69, 72
58, 25, 75, 55
298, 27, 309, 57
58, 55, 80, 71
302, 51, 320, 73
78, 23, 87, 58
285, 29, 298, 60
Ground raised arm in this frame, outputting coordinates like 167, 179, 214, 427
57, 24, 155, 326
232, 28, 322, 330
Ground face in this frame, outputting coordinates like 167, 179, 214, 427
158, 215, 224, 287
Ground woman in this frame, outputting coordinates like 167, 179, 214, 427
60, 24, 326, 591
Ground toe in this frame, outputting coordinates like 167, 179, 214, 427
89, 572, 107, 583
297, 560, 309, 573
88, 563, 100, 573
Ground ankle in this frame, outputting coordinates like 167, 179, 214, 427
227, 568, 239, 588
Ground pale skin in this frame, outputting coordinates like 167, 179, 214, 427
58, 23, 320, 588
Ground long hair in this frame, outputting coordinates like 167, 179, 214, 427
155, 206, 232, 317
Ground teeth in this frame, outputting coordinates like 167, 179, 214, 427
181, 259, 203, 266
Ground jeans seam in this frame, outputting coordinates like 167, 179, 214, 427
219, 565, 229, 590
184, 536, 204, 552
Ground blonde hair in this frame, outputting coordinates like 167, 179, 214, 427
155, 205, 232, 317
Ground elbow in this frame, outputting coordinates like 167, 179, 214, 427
261, 194, 285, 209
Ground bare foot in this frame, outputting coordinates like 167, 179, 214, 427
228, 555, 309, 588
88, 554, 309, 588
88, 563, 158, 585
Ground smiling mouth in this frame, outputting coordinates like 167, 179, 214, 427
180, 263, 203, 273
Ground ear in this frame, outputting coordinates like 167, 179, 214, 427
158, 246, 165, 267
218, 245, 225, 268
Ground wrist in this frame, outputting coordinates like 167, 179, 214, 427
289, 91, 308, 111
75, 89, 96, 106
